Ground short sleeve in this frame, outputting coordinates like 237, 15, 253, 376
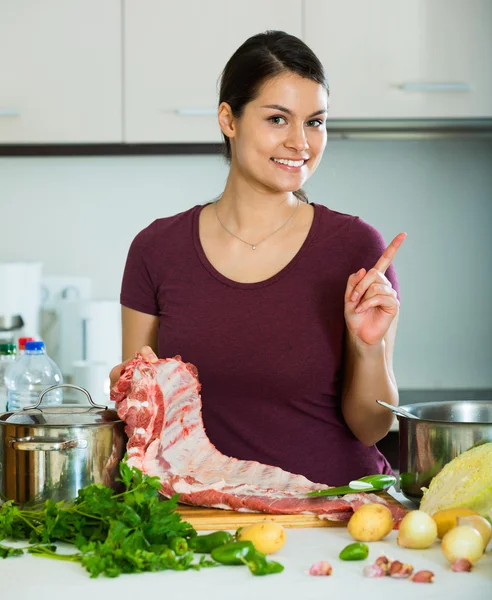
350, 217, 400, 301
120, 232, 159, 316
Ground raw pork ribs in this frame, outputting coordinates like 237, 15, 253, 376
111, 354, 405, 522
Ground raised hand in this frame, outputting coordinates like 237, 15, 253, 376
344, 233, 407, 346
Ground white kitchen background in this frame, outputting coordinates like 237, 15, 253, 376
0, 0, 491, 402
2, 138, 492, 396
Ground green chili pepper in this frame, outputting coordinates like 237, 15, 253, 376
306, 474, 397, 497
357, 474, 396, 490
339, 542, 369, 561
210, 541, 257, 565
243, 554, 285, 576
189, 531, 234, 553
169, 536, 188, 556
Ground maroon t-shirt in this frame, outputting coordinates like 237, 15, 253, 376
120, 202, 398, 486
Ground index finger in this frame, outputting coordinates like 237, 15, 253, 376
374, 232, 407, 273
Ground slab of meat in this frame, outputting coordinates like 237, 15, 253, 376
111, 354, 405, 523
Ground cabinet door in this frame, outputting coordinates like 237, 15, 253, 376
124, 0, 302, 142
305, 0, 492, 119
0, 0, 121, 143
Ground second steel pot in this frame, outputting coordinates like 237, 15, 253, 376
391, 400, 492, 503
0, 384, 127, 505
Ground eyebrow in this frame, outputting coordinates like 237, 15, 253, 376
261, 104, 327, 119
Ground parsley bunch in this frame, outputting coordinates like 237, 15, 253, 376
0, 461, 215, 577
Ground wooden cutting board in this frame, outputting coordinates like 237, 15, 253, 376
176, 491, 407, 530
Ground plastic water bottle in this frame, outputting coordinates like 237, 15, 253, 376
5, 341, 63, 411
0, 343, 16, 412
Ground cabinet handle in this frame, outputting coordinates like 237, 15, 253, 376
175, 108, 217, 117
0, 108, 21, 117
398, 82, 471, 92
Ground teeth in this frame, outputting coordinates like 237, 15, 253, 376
273, 158, 305, 167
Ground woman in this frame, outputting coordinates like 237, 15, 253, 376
110, 30, 406, 486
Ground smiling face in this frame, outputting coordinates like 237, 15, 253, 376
219, 72, 328, 196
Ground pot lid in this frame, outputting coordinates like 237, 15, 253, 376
0, 405, 121, 426
0, 384, 122, 426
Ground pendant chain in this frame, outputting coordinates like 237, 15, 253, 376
214, 198, 301, 250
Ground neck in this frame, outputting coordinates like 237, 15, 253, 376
217, 172, 299, 237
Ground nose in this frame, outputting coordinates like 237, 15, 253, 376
285, 124, 309, 153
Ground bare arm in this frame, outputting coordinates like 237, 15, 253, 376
341, 232, 406, 446
109, 306, 159, 387
341, 316, 399, 446
121, 305, 159, 361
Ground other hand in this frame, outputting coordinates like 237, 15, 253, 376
109, 345, 159, 388
344, 233, 406, 346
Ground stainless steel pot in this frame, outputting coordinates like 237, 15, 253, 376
393, 401, 492, 503
0, 384, 127, 505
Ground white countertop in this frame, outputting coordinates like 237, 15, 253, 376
1, 489, 491, 600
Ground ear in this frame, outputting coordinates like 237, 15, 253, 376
218, 102, 236, 139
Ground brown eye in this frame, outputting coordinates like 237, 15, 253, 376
269, 116, 287, 125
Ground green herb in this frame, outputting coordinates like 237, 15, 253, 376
0, 460, 213, 577
0, 460, 284, 578
0, 543, 24, 559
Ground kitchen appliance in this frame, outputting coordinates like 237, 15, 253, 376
72, 360, 112, 406
48, 299, 121, 404
0, 384, 127, 505
0, 262, 43, 342
378, 400, 492, 503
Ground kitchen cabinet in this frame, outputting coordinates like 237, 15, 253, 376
304, 0, 492, 119
0, 0, 121, 143
123, 0, 303, 143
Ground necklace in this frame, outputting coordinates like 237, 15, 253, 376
214, 197, 301, 250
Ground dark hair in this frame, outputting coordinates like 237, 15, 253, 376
218, 30, 329, 202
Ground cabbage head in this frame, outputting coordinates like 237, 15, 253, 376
419, 441, 492, 520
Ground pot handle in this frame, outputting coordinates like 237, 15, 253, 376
23, 383, 107, 411
10, 438, 88, 451
376, 399, 419, 420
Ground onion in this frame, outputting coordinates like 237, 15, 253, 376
397, 510, 438, 549
441, 525, 484, 564
457, 515, 492, 549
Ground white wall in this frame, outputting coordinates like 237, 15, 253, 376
1, 137, 491, 389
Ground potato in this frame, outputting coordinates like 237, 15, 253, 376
347, 503, 394, 542
236, 521, 286, 554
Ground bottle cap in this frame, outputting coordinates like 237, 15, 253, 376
25, 341, 45, 352
18, 337, 35, 350
0, 343, 16, 355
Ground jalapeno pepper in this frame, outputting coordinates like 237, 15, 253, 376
339, 542, 369, 561
243, 553, 285, 576
210, 541, 257, 565
189, 531, 234, 553
169, 536, 188, 556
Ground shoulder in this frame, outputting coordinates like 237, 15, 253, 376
313, 203, 386, 249
312, 203, 359, 242
130, 204, 203, 250
349, 215, 388, 251
311, 203, 398, 288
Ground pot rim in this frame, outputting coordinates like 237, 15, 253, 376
398, 400, 492, 425
0, 420, 124, 428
